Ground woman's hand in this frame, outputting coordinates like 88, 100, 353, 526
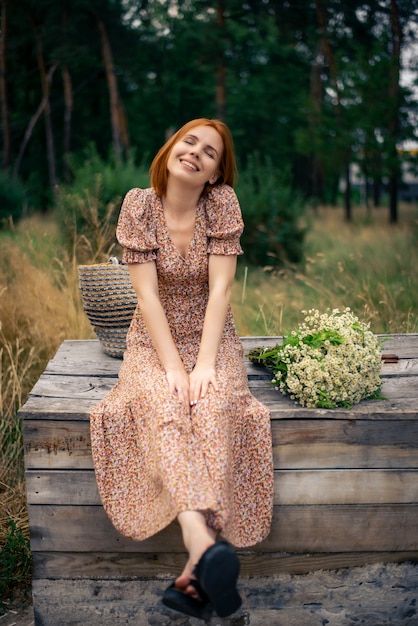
191, 255, 236, 405
189, 364, 219, 405
166, 368, 190, 407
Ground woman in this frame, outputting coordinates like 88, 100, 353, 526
90, 118, 274, 621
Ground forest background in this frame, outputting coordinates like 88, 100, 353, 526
1, 0, 418, 610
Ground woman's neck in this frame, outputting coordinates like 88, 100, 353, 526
163, 179, 203, 216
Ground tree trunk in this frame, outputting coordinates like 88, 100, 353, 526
388, 174, 398, 222
62, 66, 73, 182
0, 0, 11, 169
215, 0, 226, 121
13, 63, 58, 180
36, 39, 57, 191
96, 14, 123, 163
388, 0, 403, 224
118, 100, 130, 157
344, 161, 351, 221
363, 164, 371, 215
315, 0, 351, 219
309, 49, 324, 205
373, 177, 381, 208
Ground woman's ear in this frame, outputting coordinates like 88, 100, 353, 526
209, 172, 220, 185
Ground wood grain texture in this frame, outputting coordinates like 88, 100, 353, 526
27, 369, 418, 402
20, 334, 418, 427
28, 504, 418, 553
43, 334, 418, 376
32, 550, 418, 579
25, 468, 418, 506
23, 418, 418, 470
20, 391, 418, 422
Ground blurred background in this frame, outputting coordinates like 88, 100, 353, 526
0, 0, 418, 609
1, 0, 418, 225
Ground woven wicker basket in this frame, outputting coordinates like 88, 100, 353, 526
78, 261, 137, 358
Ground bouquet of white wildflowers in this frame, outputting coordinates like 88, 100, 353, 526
249, 308, 383, 409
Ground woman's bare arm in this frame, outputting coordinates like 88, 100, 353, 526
189, 254, 237, 404
128, 262, 190, 406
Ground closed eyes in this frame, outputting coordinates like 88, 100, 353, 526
183, 135, 217, 159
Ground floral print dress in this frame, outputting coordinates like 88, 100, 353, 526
90, 184, 274, 547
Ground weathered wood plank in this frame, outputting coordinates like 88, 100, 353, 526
45, 335, 418, 377
44, 340, 120, 376
380, 375, 418, 398
248, 357, 418, 378
28, 504, 418, 552
246, 376, 418, 400
32, 549, 418, 579
274, 442, 418, 469
27, 370, 418, 401
272, 418, 418, 468
277, 469, 418, 504
20, 391, 418, 422
241, 333, 418, 358
29, 374, 114, 401
28, 504, 182, 552
43, 337, 418, 379
263, 505, 418, 552
44, 335, 418, 369
23, 418, 418, 470
19, 396, 96, 421
26, 470, 99, 505
249, 358, 418, 378
25, 469, 418, 506
22, 375, 418, 424
23, 421, 92, 469
273, 418, 418, 447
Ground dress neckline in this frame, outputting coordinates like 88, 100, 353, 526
158, 195, 204, 261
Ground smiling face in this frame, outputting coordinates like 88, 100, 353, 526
149, 118, 237, 197
166, 125, 224, 191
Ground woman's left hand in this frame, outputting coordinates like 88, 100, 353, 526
189, 364, 218, 405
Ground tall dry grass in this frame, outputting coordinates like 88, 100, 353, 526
0, 216, 94, 601
232, 203, 418, 336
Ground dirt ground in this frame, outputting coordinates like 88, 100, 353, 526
0, 596, 34, 626
1, 561, 417, 625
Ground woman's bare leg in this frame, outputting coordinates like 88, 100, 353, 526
176, 511, 216, 597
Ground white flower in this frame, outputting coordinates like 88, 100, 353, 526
250, 308, 382, 409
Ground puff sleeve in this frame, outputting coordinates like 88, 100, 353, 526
116, 188, 159, 264
205, 184, 244, 256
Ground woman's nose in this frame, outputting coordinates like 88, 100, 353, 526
189, 147, 200, 158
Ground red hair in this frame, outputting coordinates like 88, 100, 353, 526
149, 118, 237, 197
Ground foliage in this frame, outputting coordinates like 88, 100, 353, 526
1, 0, 417, 216
0, 335, 34, 609
236, 156, 308, 267
55, 147, 149, 261
248, 308, 383, 409
0, 519, 31, 609
0, 172, 27, 227
55, 149, 309, 267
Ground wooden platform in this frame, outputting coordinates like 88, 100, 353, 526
20, 335, 418, 624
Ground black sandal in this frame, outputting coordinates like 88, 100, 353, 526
193, 541, 242, 617
162, 581, 213, 621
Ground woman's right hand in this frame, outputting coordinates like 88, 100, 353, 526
166, 368, 190, 408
